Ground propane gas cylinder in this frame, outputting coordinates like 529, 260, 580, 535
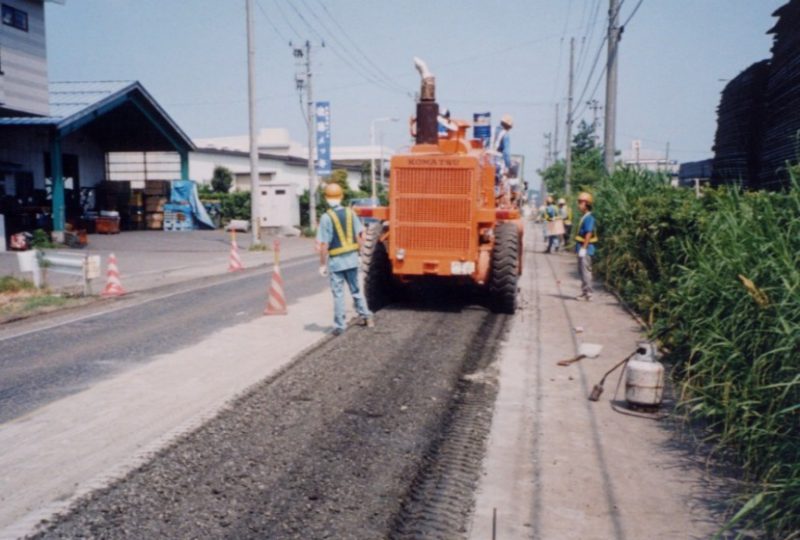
625, 342, 664, 408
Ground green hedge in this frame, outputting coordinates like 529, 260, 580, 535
594, 169, 799, 537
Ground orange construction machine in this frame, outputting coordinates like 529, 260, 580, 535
354, 58, 523, 313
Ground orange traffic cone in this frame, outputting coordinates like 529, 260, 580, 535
264, 239, 287, 315
101, 253, 126, 297
228, 230, 244, 272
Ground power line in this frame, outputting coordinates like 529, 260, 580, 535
551, 0, 573, 101
270, 0, 303, 38
254, 0, 290, 43
572, 0, 646, 124
571, 32, 608, 116
573, 64, 605, 120
283, 0, 407, 96
311, 0, 407, 92
575, 0, 602, 79
621, 0, 645, 27
299, 0, 408, 94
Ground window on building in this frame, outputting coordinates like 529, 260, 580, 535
2, 4, 28, 32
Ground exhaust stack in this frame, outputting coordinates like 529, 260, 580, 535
413, 57, 438, 145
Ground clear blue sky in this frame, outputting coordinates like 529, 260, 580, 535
46, 0, 783, 188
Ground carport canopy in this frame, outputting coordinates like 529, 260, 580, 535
0, 81, 195, 233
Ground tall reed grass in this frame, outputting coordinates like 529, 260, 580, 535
593, 169, 799, 538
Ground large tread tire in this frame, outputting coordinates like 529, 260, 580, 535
361, 222, 394, 311
489, 222, 520, 314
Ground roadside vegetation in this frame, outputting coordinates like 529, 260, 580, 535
594, 169, 799, 538
539, 123, 798, 536
0, 276, 73, 322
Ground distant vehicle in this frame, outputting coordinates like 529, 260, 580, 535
349, 198, 381, 226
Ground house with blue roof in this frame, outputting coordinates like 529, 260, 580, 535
0, 0, 194, 242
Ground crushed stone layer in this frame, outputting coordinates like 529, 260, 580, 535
31, 304, 507, 539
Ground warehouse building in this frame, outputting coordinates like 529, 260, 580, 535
0, 0, 195, 241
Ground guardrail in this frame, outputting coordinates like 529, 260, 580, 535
17, 250, 102, 295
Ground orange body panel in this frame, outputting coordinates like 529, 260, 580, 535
352, 132, 521, 284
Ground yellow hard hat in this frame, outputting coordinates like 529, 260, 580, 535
324, 183, 343, 200
546, 195, 554, 204
577, 191, 594, 204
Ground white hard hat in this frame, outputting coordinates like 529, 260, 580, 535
558, 198, 566, 205
501, 114, 514, 127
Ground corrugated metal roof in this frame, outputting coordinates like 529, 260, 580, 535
49, 80, 134, 119
0, 80, 133, 126
0, 80, 194, 150
0, 116, 59, 125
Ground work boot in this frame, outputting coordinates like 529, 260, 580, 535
332, 328, 344, 337
362, 317, 375, 328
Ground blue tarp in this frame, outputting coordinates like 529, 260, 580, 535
170, 180, 215, 229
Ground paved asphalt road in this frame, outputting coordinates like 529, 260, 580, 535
0, 254, 323, 425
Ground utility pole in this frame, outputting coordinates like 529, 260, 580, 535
553, 103, 560, 162
664, 141, 671, 173
245, 0, 260, 244
564, 37, 575, 196
604, 0, 621, 174
588, 99, 603, 145
544, 132, 553, 168
304, 40, 318, 230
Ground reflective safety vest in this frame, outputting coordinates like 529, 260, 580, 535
544, 205, 558, 221
327, 207, 359, 256
575, 212, 598, 243
560, 205, 573, 224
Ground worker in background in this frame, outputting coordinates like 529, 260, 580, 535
558, 197, 573, 251
575, 191, 597, 301
544, 195, 560, 253
316, 183, 374, 336
438, 107, 458, 136
492, 114, 513, 198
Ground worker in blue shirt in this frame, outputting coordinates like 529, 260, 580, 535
316, 183, 374, 335
438, 107, 457, 136
491, 114, 513, 196
492, 114, 513, 170
575, 191, 597, 301
543, 196, 560, 253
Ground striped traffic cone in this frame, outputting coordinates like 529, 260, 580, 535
228, 230, 244, 272
264, 239, 287, 315
101, 253, 126, 297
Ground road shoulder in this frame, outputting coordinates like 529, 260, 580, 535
0, 285, 333, 539
468, 230, 721, 539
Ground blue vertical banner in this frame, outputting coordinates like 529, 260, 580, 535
473, 112, 491, 147
315, 101, 332, 176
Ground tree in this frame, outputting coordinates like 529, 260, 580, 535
300, 169, 358, 227
539, 120, 605, 198
211, 165, 233, 193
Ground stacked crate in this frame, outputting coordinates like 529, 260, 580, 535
144, 180, 170, 230
130, 190, 145, 230
758, 0, 800, 188
711, 60, 770, 187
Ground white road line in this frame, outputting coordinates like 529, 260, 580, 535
0, 256, 317, 343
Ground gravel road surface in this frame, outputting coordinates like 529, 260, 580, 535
31, 302, 508, 539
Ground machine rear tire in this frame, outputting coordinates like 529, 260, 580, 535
489, 222, 520, 314
361, 222, 395, 311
